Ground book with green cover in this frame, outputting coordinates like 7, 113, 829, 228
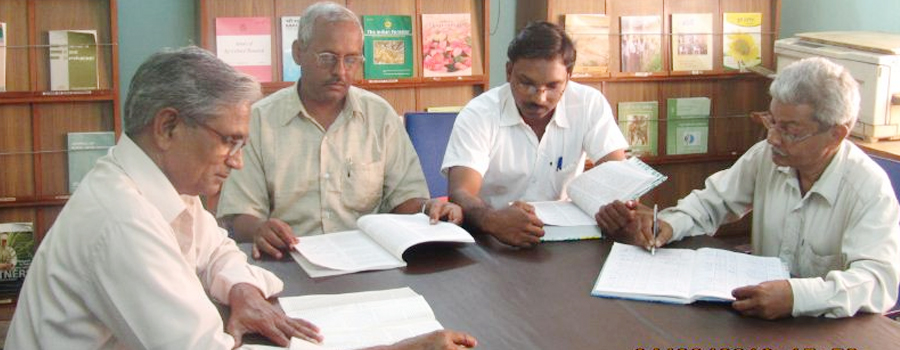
363, 15, 413, 80
0, 222, 34, 302
666, 97, 710, 155
67, 131, 115, 193
49, 30, 99, 91
617, 101, 659, 157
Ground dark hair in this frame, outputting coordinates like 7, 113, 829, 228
507, 21, 576, 72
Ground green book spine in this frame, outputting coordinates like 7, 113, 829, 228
666, 97, 711, 155
617, 101, 659, 156
363, 15, 413, 80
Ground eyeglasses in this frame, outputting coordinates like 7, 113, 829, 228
759, 112, 827, 145
314, 52, 365, 70
193, 121, 246, 157
512, 80, 566, 99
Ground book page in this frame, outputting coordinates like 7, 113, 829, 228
531, 201, 596, 226
566, 158, 661, 216
294, 230, 404, 273
689, 248, 789, 301
593, 243, 695, 303
541, 225, 602, 241
279, 288, 442, 349
359, 213, 474, 259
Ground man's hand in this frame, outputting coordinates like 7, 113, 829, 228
385, 330, 477, 350
226, 283, 322, 348
480, 201, 544, 248
595, 200, 671, 251
731, 280, 794, 320
425, 199, 463, 225
251, 218, 297, 260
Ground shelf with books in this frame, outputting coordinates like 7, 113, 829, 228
198, 0, 490, 114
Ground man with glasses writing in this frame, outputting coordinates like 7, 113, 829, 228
217, 2, 462, 260
596, 57, 900, 319
442, 22, 628, 248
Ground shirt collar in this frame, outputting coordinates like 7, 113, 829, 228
111, 134, 187, 224
279, 83, 365, 127
772, 140, 847, 206
498, 82, 569, 128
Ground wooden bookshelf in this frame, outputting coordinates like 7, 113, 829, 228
0, 0, 121, 245
197, 0, 490, 114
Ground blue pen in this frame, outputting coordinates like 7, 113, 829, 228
556, 156, 563, 171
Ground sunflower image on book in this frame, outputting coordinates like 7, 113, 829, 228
723, 13, 762, 71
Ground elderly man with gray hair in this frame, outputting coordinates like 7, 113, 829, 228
596, 57, 900, 319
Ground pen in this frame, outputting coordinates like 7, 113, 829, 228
651, 204, 658, 256
556, 156, 563, 171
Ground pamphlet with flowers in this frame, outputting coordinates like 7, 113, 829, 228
421, 13, 472, 78
723, 13, 762, 71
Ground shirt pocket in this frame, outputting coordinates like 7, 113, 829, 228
797, 241, 842, 278
552, 161, 580, 198
341, 160, 385, 213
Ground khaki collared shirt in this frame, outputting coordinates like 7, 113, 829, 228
217, 85, 428, 236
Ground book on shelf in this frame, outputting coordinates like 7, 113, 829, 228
666, 97, 711, 155
592, 242, 789, 304
280, 16, 301, 82
363, 15, 414, 80
1, 22, 6, 92
619, 16, 663, 73
723, 13, 762, 71
421, 13, 472, 78
67, 131, 115, 193
671, 13, 713, 72
278, 287, 443, 350
48, 29, 99, 91
617, 101, 659, 157
215, 17, 272, 83
530, 157, 667, 229
565, 14, 610, 78
425, 105, 463, 113
291, 213, 474, 278
0, 222, 34, 303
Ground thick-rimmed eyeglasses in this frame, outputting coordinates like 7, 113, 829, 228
193, 121, 246, 157
759, 112, 827, 145
314, 52, 365, 70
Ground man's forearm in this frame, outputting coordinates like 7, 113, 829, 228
229, 214, 267, 243
449, 189, 494, 234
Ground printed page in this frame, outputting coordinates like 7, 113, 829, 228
359, 213, 474, 259
531, 200, 596, 226
592, 243, 695, 303
280, 288, 442, 349
689, 248, 789, 301
567, 159, 659, 216
294, 230, 404, 274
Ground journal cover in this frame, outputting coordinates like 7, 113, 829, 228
363, 15, 414, 80
49, 30, 99, 91
421, 13, 473, 77
216, 17, 272, 82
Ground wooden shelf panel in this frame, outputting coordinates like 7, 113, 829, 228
0, 90, 117, 104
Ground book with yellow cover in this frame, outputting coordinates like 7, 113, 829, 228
723, 13, 762, 71
671, 13, 713, 72
566, 14, 610, 77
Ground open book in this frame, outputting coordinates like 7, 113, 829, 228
592, 243, 789, 304
532, 157, 667, 230
291, 213, 474, 278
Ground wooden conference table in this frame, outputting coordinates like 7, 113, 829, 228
243, 230, 900, 350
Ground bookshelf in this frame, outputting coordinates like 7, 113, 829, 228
0, 0, 121, 244
198, 0, 491, 114
519, 0, 780, 237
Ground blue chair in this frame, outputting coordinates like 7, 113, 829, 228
869, 154, 900, 319
404, 112, 458, 198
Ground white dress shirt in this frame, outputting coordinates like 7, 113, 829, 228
660, 140, 900, 317
7, 135, 284, 349
441, 81, 628, 209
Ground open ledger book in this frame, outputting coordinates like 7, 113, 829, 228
592, 243, 789, 304
532, 157, 667, 239
291, 213, 474, 278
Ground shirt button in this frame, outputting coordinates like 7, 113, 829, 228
324, 211, 331, 219
324, 173, 330, 179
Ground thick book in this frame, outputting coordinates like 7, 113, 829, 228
1, 22, 7, 92
565, 14, 610, 78
0, 222, 33, 303
291, 213, 474, 278
666, 97, 710, 155
421, 13, 472, 78
279, 287, 443, 350
723, 13, 762, 71
671, 13, 713, 72
67, 131, 115, 193
592, 243, 789, 304
617, 101, 659, 157
280, 16, 301, 82
620, 16, 663, 73
531, 157, 667, 228
49, 30, 99, 91
363, 15, 413, 80
215, 17, 272, 82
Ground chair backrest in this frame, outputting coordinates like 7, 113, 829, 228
869, 154, 900, 318
404, 112, 458, 198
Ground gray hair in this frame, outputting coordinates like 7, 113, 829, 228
296, 1, 362, 50
769, 57, 860, 129
123, 46, 261, 136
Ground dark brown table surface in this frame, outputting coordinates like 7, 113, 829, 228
242, 233, 900, 350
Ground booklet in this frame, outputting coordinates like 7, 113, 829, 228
531, 157, 667, 227
291, 213, 474, 278
592, 243, 789, 304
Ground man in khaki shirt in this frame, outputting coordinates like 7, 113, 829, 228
217, 3, 461, 259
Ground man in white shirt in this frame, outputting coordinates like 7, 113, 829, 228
596, 57, 900, 319
6, 47, 477, 350
442, 22, 628, 248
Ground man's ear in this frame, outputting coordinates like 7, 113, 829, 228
150, 107, 181, 151
292, 40, 303, 66
506, 61, 513, 82
831, 123, 851, 141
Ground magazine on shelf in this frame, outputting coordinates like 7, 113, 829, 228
565, 14, 610, 77
671, 13, 713, 72
723, 13, 762, 71
49, 29, 99, 91
363, 15, 413, 80
215, 17, 272, 82
280, 16, 301, 82
421, 13, 472, 78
